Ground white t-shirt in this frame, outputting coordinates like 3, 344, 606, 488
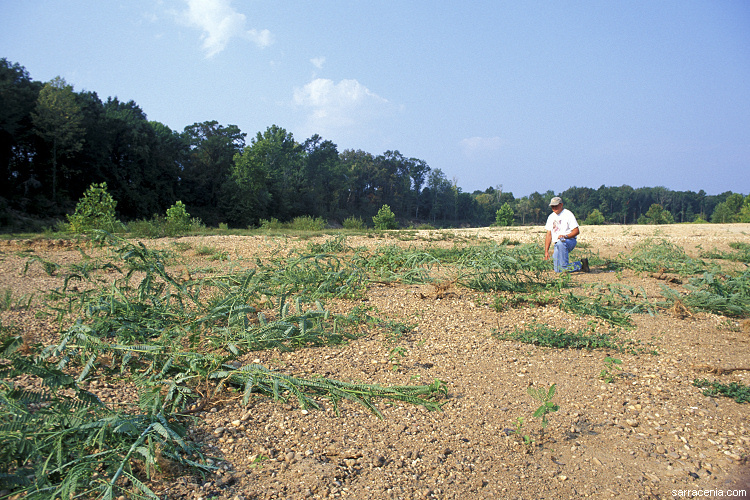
545, 208, 579, 240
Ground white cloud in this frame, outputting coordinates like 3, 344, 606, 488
310, 57, 326, 70
293, 78, 391, 136
180, 0, 272, 57
460, 136, 504, 158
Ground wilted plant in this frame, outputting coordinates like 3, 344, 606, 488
659, 269, 750, 318
619, 238, 706, 275
495, 323, 644, 353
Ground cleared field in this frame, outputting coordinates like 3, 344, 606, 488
1, 224, 749, 499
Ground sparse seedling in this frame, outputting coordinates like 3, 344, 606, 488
527, 383, 559, 429
600, 357, 623, 383
514, 416, 533, 447
389, 346, 408, 371
250, 454, 269, 468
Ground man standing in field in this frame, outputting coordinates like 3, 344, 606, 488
544, 196, 590, 273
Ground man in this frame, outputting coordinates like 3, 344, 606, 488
544, 196, 590, 273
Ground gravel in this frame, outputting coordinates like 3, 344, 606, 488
1, 223, 749, 499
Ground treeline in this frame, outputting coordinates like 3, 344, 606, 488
1, 58, 746, 231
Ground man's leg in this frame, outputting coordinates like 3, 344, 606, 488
554, 239, 581, 272
553, 240, 567, 272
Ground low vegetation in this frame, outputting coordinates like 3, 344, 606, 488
1, 227, 748, 498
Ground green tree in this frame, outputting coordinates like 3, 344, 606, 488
66, 182, 119, 233
407, 158, 430, 219
165, 200, 192, 234
301, 134, 343, 217
0, 59, 42, 202
711, 193, 743, 223
639, 203, 674, 224
495, 202, 514, 226
32, 76, 84, 202
425, 168, 452, 222
180, 121, 245, 224
339, 149, 376, 216
99, 98, 171, 219
738, 196, 750, 223
373, 204, 397, 229
227, 125, 300, 226
585, 208, 605, 225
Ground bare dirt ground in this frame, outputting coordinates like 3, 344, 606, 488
1, 223, 749, 500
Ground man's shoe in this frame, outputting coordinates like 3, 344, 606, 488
581, 258, 590, 273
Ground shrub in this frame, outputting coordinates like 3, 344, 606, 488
372, 205, 398, 230
259, 218, 283, 230
165, 201, 192, 234
290, 215, 326, 231
639, 204, 674, 224
126, 218, 162, 238
343, 216, 366, 230
494, 203, 514, 226
585, 209, 605, 225
66, 182, 121, 233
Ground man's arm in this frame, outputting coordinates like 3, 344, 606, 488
544, 230, 552, 260
566, 227, 580, 239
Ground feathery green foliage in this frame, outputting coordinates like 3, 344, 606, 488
699, 242, 750, 263
455, 243, 553, 292
619, 238, 706, 275
660, 269, 750, 318
372, 204, 397, 230
495, 323, 643, 353
353, 245, 437, 284
560, 292, 635, 329
0, 332, 213, 499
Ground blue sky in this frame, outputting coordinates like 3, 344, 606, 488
2, 1, 749, 196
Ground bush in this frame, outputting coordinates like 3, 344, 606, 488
127, 213, 204, 238
165, 201, 192, 234
343, 216, 366, 230
66, 182, 121, 233
494, 203, 514, 226
372, 205, 398, 230
585, 209, 605, 225
126, 218, 163, 238
639, 204, 674, 224
259, 218, 283, 230
290, 216, 326, 231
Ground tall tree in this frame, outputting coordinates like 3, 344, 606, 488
0, 59, 42, 202
31, 76, 84, 203
339, 149, 375, 215
407, 158, 430, 219
180, 121, 245, 224
302, 135, 343, 217
227, 125, 300, 225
